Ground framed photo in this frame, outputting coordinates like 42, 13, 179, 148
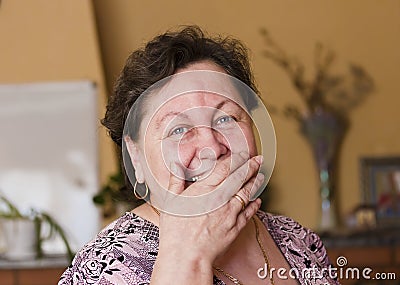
360, 156, 400, 227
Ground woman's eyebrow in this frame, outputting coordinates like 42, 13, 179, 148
155, 99, 238, 129
215, 99, 230, 110
155, 111, 190, 130
215, 99, 243, 111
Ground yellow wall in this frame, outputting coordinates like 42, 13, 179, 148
93, 0, 400, 229
0, 0, 117, 185
3, 0, 396, 230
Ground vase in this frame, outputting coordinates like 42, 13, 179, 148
0, 218, 38, 260
300, 108, 348, 231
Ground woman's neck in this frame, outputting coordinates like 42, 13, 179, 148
131, 203, 160, 226
213, 214, 260, 267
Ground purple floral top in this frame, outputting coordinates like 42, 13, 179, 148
58, 211, 340, 284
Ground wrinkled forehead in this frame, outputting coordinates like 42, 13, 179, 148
140, 70, 247, 127
159, 70, 244, 103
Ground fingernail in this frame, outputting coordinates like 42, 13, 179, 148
254, 155, 263, 164
256, 172, 265, 181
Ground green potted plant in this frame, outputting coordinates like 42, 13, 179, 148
0, 193, 74, 261
93, 170, 142, 219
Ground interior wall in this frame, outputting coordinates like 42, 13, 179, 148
0, 0, 117, 186
93, 0, 400, 229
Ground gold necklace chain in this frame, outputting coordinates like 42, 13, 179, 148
150, 205, 274, 285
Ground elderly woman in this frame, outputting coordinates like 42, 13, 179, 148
59, 26, 339, 285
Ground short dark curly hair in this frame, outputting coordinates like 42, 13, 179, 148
101, 25, 258, 147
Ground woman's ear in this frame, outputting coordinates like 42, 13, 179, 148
124, 136, 145, 183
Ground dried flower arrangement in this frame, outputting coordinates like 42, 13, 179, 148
260, 29, 375, 230
260, 28, 374, 122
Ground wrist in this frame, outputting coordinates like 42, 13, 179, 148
158, 244, 213, 268
152, 247, 213, 284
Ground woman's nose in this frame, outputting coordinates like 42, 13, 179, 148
194, 127, 228, 160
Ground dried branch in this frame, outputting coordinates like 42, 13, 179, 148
260, 28, 310, 103
260, 28, 374, 118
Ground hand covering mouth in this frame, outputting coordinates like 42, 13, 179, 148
183, 170, 211, 189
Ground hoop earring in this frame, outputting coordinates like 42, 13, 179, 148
133, 181, 149, 200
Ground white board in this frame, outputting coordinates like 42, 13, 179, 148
0, 81, 100, 254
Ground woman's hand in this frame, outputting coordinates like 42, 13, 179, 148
150, 153, 264, 285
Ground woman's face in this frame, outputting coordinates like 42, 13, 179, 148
126, 61, 258, 197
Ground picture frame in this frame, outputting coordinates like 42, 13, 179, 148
360, 156, 400, 227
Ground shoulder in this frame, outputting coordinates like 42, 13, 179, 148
58, 213, 159, 285
258, 210, 320, 240
257, 211, 331, 266
257, 211, 340, 284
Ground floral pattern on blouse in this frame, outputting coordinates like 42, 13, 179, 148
58, 211, 340, 285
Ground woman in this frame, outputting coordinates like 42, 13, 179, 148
59, 26, 339, 285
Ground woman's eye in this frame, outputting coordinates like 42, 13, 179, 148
215, 115, 235, 125
170, 126, 189, 136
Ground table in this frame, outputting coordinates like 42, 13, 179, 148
0, 255, 68, 285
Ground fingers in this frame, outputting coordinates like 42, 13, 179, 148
168, 151, 250, 195
225, 198, 262, 235
205, 151, 250, 186
232, 194, 246, 211
223, 172, 264, 233
240, 172, 265, 202
230, 172, 265, 212
218, 155, 263, 201
168, 162, 185, 195
166, 153, 263, 216
235, 199, 262, 230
